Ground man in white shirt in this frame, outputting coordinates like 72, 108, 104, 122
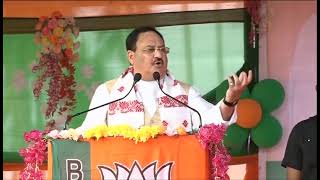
76, 27, 252, 135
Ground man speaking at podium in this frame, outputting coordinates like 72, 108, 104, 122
76, 27, 252, 135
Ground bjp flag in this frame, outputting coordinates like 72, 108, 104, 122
48, 135, 210, 180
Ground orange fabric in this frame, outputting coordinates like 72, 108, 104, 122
47, 140, 53, 180
236, 99, 262, 128
88, 135, 209, 180
3, 163, 47, 171
229, 154, 258, 165
229, 154, 258, 180
47, 137, 259, 179
244, 157, 258, 180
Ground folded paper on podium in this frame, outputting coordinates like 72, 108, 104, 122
48, 135, 210, 180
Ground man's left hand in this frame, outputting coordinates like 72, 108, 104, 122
225, 70, 253, 104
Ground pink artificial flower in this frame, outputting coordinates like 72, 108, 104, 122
198, 124, 227, 146
58, 37, 66, 45
24, 155, 33, 164
34, 170, 43, 180
48, 18, 58, 29
20, 129, 48, 180
23, 132, 31, 142
41, 26, 50, 36
197, 125, 212, 148
198, 123, 230, 180
29, 130, 43, 141
73, 41, 80, 50
24, 130, 39, 142
19, 148, 27, 157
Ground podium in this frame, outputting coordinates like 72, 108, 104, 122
48, 135, 210, 180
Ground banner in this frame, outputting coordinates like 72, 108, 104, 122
48, 135, 210, 180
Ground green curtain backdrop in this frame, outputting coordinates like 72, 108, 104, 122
3, 22, 244, 162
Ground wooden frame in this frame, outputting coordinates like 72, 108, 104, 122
4, 9, 244, 34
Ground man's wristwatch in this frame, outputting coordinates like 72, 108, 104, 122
223, 97, 238, 107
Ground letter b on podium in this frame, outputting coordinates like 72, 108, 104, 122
66, 159, 83, 180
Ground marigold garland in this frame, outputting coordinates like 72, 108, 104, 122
83, 125, 170, 143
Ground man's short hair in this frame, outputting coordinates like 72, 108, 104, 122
126, 27, 164, 51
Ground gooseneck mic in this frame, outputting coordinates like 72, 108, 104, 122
153, 72, 202, 133
64, 73, 142, 130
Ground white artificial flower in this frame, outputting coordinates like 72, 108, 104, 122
58, 130, 69, 139
47, 129, 60, 139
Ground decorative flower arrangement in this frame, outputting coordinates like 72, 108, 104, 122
245, 0, 262, 48
46, 128, 81, 141
20, 11, 80, 179
20, 123, 229, 180
198, 123, 231, 180
19, 130, 48, 180
32, 11, 80, 120
44, 124, 188, 144
83, 125, 167, 143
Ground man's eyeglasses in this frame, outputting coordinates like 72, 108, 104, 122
141, 47, 170, 55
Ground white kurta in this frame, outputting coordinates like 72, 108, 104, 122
76, 78, 237, 135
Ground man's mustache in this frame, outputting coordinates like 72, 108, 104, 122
152, 58, 164, 65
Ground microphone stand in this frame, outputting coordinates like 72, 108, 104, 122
64, 73, 142, 130
153, 72, 202, 134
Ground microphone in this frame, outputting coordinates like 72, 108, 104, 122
152, 72, 202, 133
64, 73, 142, 130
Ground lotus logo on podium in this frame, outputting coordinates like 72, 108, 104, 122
98, 161, 174, 180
